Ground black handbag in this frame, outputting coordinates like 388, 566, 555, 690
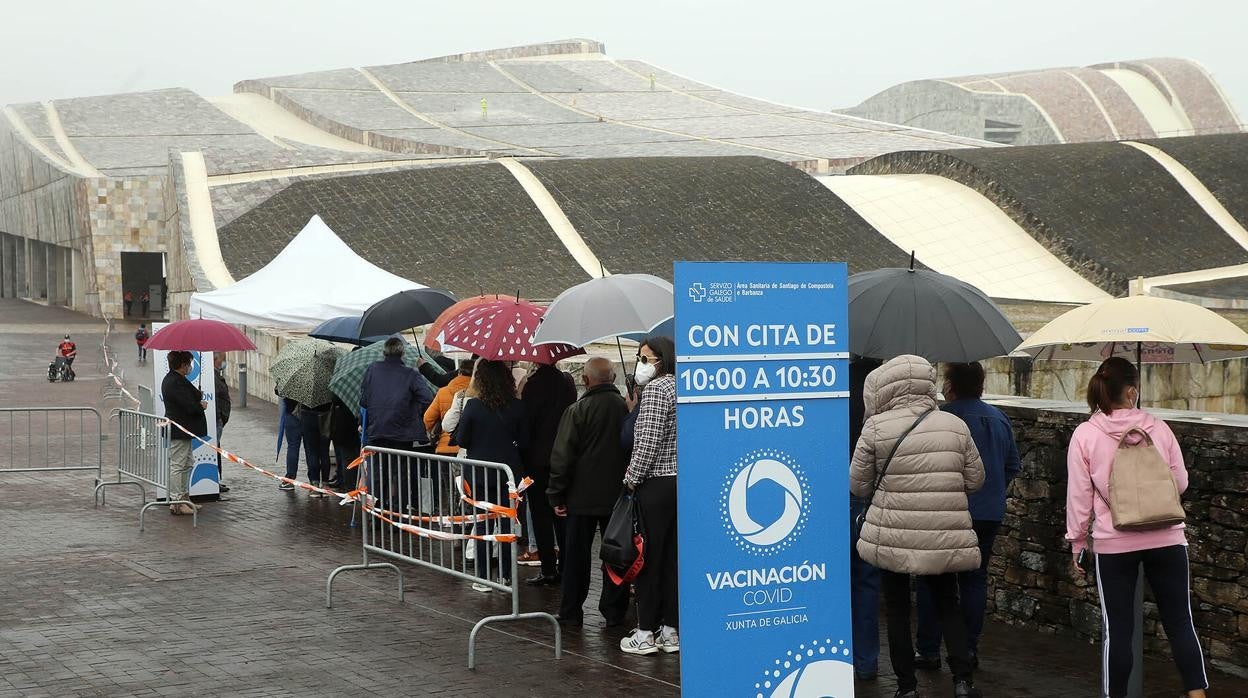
600, 491, 645, 574
853, 409, 934, 540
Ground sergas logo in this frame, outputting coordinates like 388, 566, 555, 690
721, 450, 809, 556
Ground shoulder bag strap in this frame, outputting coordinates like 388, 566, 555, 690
864, 409, 935, 510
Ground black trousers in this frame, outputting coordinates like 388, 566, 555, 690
527, 467, 565, 575
1095, 545, 1208, 697
881, 570, 974, 691
635, 476, 678, 632
559, 513, 631, 622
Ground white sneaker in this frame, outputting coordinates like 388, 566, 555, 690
471, 582, 492, 593
657, 626, 680, 653
620, 629, 658, 656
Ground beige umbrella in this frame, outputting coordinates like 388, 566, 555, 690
1015, 295, 1248, 366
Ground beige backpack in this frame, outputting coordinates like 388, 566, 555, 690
1097, 426, 1186, 531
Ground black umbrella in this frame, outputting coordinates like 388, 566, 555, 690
308, 315, 390, 346
357, 288, 458, 339
848, 257, 1021, 363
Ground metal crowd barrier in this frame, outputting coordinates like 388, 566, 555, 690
93, 409, 197, 530
326, 445, 561, 669
0, 407, 104, 483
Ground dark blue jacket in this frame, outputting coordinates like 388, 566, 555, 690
359, 356, 435, 444
942, 398, 1021, 522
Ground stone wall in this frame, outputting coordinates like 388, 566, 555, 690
84, 175, 172, 318
983, 357, 1248, 414
988, 400, 1248, 675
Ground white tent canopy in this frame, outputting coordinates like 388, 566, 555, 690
189, 215, 424, 328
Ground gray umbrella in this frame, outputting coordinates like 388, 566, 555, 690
849, 263, 1022, 363
532, 274, 674, 347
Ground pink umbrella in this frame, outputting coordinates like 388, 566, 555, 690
440, 299, 583, 365
425, 294, 518, 351
145, 318, 257, 352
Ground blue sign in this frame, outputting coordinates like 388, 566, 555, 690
675, 262, 853, 697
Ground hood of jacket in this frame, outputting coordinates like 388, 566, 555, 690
863, 354, 938, 418
1088, 408, 1159, 443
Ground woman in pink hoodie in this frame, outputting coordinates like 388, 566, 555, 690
1065, 357, 1208, 698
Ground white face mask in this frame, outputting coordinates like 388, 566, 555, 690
634, 361, 657, 386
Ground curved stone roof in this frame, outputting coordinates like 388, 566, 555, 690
849, 137, 1248, 294
841, 58, 1241, 146
232, 40, 990, 168
1137, 133, 1248, 230
216, 156, 911, 299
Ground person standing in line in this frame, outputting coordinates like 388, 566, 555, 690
213, 354, 232, 494
297, 401, 332, 497
162, 351, 207, 516
452, 359, 528, 592
848, 355, 884, 681
620, 336, 679, 656
425, 359, 473, 456
123, 290, 133, 317
419, 354, 457, 390
915, 362, 1020, 671
135, 323, 149, 363
1066, 357, 1208, 698
276, 395, 303, 491
520, 361, 577, 586
140, 289, 150, 317
548, 357, 631, 627
359, 338, 435, 509
850, 355, 984, 698
327, 395, 360, 490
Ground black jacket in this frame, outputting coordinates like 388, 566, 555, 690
360, 356, 435, 444
520, 365, 577, 477
454, 397, 529, 478
548, 384, 630, 516
162, 371, 207, 439
214, 367, 231, 425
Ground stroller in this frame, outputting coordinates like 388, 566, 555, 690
47, 356, 73, 383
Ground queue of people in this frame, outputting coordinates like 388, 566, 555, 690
849, 354, 1206, 698
153, 331, 1206, 692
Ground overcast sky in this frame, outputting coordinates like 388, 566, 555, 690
0, 0, 1243, 119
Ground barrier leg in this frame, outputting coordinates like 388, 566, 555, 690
468, 611, 562, 669
93, 480, 146, 508
325, 551, 405, 608
139, 498, 197, 532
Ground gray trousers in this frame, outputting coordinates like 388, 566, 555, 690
169, 438, 193, 501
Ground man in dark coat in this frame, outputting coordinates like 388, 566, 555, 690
359, 338, 435, 450
548, 357, 631, 626
162, 351, 208, 515
213, 353, 232, 493
359, 338, 435, 510
520, 361, 577, 585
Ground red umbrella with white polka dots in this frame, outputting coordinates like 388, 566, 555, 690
439, 298, 583, 365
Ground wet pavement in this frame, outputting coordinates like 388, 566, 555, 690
2, 298, 1245, 697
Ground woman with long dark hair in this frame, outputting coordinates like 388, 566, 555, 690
453, 359, 528, 592
620, 335, 679, 655
1066, 357, 1207, 698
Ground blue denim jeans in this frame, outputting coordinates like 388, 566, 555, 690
916, 519, 1000, 657
851, 496, 881, 675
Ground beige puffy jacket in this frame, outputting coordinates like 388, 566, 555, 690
850, 355, 985, 575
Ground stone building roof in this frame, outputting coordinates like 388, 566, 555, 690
840, 58, 1242, 146
849, 136, 1248, 295
215, 156, 909, 299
